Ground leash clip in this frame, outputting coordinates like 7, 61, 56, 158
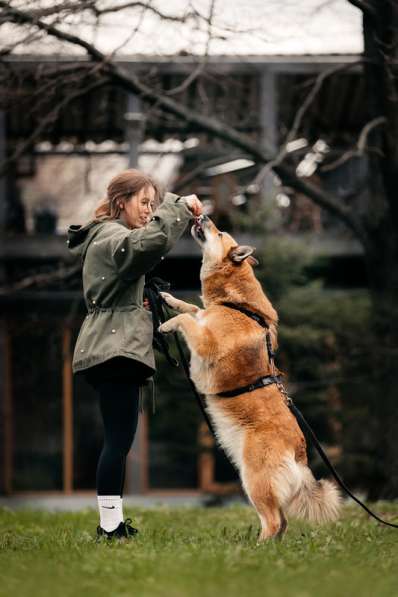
277, 379, 292, 406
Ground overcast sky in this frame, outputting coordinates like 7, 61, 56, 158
4, 0, 362, 57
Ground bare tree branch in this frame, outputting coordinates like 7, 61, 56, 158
0, 74, 109, 178
273, 166, 367, 246
252, 61, 362, 189
173, 153, 248, 193
287, 63, 362, 147
165, 0, 216, 96
0, 263, 81, 295
91, 1, 197, 22
321, 116, 386, 172
105, 1, 148, 59
0, 28, 41, 56
346, 0, 377, 20
0, 1, 369, 246
357, 115, 386, 152
5, 1, 198, 23
0, 2, 105, 61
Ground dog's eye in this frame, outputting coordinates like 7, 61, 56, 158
218, 232, 223, 237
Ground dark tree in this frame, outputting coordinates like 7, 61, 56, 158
346, 0, 398, 497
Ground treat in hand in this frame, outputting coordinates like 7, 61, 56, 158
182, 194, 203, 217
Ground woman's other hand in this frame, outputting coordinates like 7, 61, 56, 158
182, 194, 203, 217
143, 298, 151, 310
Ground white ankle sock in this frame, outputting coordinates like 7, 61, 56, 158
97, 495, 124, 532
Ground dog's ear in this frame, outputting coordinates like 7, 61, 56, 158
247, 255, 259, 266
229, 245, 256, 263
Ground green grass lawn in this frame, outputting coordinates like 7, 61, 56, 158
0, 504, 397, 597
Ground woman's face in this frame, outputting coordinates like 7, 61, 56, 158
122, 185, 156, 229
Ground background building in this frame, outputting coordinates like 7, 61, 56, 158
0, 0, 369, 498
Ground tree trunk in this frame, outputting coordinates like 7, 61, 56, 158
356, 0, 398, 497
365, 234, 398, 498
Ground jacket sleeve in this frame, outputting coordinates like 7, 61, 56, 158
109, 192, 193, 280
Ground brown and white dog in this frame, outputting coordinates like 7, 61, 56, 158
159, 215, 340, 541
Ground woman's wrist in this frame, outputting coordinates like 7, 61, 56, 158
163, 191, 203, 217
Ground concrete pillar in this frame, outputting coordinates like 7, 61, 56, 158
124, 93, 146, 169
259, 70, 278, 200
260, 70, 278, 153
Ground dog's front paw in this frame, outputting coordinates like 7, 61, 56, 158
158, 320, 176, 334
160, 291, 179, 310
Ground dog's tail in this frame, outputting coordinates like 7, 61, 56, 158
273, 456, 341, 524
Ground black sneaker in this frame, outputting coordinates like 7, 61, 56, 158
96, 518, 139, 541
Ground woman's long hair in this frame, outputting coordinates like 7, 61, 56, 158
94, 169, 161, 222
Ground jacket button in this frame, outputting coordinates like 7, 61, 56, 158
92, 300, 96, 304
161, 256, 165, 260
101, 276, 105, 280
111, 329, 116, 333
121, 248, 126, 252
93, 241, 97, 245
176, 217, 181, 222
80, 349, 85, 353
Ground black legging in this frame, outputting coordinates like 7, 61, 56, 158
95, 378, 140, 496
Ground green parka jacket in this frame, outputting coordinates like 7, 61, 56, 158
67, 192, 192, 375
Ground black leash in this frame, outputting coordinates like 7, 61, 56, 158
151, 284, 398, 529
172, 330, 218, 437
146, 277, 217, 436
288, 401, 398, 529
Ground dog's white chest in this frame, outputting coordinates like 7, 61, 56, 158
189, 350, 213, 395
205, 398, 245, 470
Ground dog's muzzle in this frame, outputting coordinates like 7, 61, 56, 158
192, 215, 207, 242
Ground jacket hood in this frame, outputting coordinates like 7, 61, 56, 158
67, 220, 101, 260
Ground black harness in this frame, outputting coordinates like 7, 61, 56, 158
217, 374, 283, 398
218, 302, 281, 398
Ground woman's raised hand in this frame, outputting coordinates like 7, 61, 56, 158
182, 194, 203, 217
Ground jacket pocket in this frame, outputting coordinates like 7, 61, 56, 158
121, 308, 154, 359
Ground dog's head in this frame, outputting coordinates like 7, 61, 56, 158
191, 215, 258, 275
192, 216, 277, 331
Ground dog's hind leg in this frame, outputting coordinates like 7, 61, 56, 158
276, 508, 288, 539
242, 468, 286, 542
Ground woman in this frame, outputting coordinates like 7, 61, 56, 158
67, 169, 202, 540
